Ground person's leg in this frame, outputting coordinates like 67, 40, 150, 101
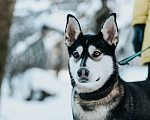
147, 62, 150, 79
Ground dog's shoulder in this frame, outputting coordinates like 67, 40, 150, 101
112, 79, 150, 119
125, 80, 150, 99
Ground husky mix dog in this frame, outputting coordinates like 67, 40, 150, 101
64, 13, 150, 120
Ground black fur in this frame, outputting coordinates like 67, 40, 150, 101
111, 80, 150, 120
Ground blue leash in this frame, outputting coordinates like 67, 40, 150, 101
118, 46, 150, 66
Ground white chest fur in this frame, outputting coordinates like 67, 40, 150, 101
71, 83, 123, 120
72, 99, 110, 120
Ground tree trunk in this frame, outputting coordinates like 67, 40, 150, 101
94, 0, 110, 33
0, 0, 16, 98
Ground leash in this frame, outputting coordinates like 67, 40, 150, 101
118, 46, 150, 66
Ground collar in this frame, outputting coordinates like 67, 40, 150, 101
78, 85, 114, 101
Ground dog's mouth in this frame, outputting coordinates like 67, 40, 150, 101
79, 77, 100, 83
79, 79, 88, 83
96, 77, 100, 81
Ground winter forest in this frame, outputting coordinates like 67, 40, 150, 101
0, 0, 148, 120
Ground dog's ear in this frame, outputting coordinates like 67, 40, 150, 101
100, 13, 119, 46
65, 14, 82, 47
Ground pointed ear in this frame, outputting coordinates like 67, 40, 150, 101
101, 13, 119, 46
65, 14, 82, 47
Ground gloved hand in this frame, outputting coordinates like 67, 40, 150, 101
132, 24, 145, 53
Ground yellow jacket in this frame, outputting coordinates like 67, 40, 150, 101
132, 0, 150, 65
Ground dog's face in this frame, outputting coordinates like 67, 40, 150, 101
65, 14, 119, 93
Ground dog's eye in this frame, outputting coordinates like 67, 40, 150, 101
93, 51, 101, 57
73, 52, 79, 58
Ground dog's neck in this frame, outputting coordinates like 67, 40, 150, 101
78, 85, 114, 101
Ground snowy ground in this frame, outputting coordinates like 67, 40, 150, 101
0, 69, 73, 120
0, 83, 72, 120
0, 66, 148, 120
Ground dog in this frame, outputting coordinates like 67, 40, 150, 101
64, 13, 150, 120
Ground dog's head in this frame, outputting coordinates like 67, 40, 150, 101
65, 13, 119, 93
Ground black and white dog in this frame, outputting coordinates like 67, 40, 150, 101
65, 13, 150, 120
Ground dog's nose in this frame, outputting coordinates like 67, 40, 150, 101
77, 68, 89, 79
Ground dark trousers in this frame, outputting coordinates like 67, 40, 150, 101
148, 63, 150, 79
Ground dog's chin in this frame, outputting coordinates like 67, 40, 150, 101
74, 77, 105, 93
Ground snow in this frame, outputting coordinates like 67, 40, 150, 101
76, 0, 102, 32
85, 0, 102, 17
12, 68, 61, 99
44, 10, 76, 33
113, 0, 135, 29
76, 0, 102, 17
58, 69, 70, 82
1, 85, 72, 120
42, 31, 63, 53
119, 66, 148, 82
34, 9, 76, 32
34, 0, 102, 33
11, 31, 42, 56
14, 0, 51, 17
1, 68, 72, 120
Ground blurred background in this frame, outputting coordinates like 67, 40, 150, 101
0, 0, 148, 120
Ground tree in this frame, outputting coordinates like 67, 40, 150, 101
0, 0, 16, 98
